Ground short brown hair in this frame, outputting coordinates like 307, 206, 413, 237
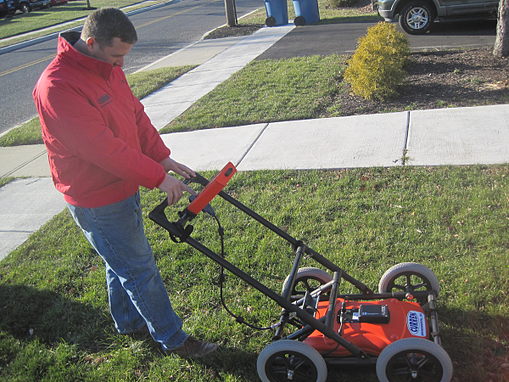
81, 8, 138, 47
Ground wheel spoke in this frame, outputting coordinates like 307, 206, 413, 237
267, 352, 318, 382
270, 365, 288, 376
391, 365, 413, 376
302, 280, 312, 292
413, 282, 426, 290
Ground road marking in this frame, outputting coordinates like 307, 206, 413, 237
0, 54, 55, 77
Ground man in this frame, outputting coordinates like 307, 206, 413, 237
33, 8, 217, 359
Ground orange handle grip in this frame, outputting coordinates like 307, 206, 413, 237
187, 162, 237, 215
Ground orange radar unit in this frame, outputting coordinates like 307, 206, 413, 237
186, 162, 237, 216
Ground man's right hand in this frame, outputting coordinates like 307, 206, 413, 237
157, 174, 196, 206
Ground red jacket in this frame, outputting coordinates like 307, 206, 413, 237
33, 32, 170, 208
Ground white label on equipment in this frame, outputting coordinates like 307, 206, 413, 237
407, 310, 427, 337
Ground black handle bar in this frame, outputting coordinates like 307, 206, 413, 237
148, 172, 212, 241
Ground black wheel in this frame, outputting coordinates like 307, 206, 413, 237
294, 16, 306, 26
257, 340, 327, 382
399, 1, 434, 34
265, 16, 276, 27
282, 267, 332, 301
19, 2, 30, 13
379, 262, 440, 304
376, 338, 453, 382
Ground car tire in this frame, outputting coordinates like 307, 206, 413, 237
20, 2, 30, 13
399, 1, 435, 34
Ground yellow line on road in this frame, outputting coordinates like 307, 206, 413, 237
2, 0, 222, 78
0, 54, 55, 77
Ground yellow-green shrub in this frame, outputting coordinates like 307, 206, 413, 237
344, 21, 410, 100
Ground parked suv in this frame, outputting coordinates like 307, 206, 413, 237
378, 0, 499, 34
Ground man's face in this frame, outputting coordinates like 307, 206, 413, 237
86, 37, 133, 68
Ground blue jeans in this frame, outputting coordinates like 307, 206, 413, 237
67, 191, 188, 351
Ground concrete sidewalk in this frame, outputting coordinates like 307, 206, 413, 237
1, 24, 509, 261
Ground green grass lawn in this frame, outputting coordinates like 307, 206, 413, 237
163, 55, 347, 133
1, 166, 509, 381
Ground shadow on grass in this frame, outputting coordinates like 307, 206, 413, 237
0, 284, 109, 352
196, 345, 380, 381
440, 306, 509, 382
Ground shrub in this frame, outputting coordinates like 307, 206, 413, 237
344, 21, 410, 100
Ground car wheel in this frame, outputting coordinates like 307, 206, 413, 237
399, 1, 434, 34
20, 3, 30, 13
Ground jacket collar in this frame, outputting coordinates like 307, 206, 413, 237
58, 31, 114, 80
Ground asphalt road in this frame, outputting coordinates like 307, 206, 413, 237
0, 0, 260, 134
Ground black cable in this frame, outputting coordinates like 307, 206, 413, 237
320, 301, 347, 357
212, 214, 275, 331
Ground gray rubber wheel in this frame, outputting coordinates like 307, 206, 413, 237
257, 340, 328, 382
376, 338, 453, 382
379, 262, 440, 295
282, 267, 332, 301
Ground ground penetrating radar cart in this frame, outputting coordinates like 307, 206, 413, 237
149, 163, 453, 382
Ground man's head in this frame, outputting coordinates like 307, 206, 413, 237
80, 8, 138, 67
82, 8, 137, 47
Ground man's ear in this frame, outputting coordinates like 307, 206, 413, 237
85, 37, 98, 53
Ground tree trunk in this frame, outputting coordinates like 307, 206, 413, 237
494, 0, 509, 57
224, 0, 237, 27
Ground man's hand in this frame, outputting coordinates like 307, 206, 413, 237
160, 157, 196, 179
158, 158, 196, 205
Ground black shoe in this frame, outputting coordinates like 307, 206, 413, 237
165, 336, 218, 359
